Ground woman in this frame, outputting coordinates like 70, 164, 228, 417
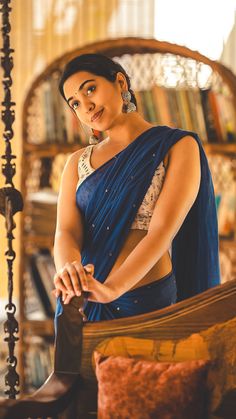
53, 53, 220, 321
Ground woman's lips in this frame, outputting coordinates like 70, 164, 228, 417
91, 108, 104, 122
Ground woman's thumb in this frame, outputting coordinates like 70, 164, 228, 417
84, 264, 94, 274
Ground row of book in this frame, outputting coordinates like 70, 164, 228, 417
207, 154, 236, 239
25, 188, 57, 237
27, 76, 236, 145
24, 335, 54, 391
24, 148, 236, 244
135, 87, 236, 144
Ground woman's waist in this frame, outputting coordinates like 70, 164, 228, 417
113, 269, 176, 304
108, 229, 173, 291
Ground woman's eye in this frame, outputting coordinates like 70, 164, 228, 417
71, 86, 96, 110
87, 85, 96, 95
72, 100, 79, 110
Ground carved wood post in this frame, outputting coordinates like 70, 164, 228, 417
0, 0, 23, 398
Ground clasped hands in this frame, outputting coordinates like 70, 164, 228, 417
53, 261, 118, 305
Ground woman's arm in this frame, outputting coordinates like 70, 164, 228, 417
54, 231, 82, 271
103, 136, 201, 298
53, 148, 89, 301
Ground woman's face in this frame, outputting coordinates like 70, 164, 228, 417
63, 70, 128, 130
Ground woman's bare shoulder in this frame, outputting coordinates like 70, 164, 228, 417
169, 135, 199, 156
59, 146, 88, 187
67, 146, 88, 165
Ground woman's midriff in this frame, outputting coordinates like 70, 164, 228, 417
108, 228, 173, 291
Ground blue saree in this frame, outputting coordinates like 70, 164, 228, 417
55, 125, 220, 322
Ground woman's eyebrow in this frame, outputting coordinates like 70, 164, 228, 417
67, 79, 95, 104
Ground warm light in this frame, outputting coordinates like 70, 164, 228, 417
154, 0, 236, 59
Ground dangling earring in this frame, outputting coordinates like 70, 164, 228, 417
89, 129, 101, 145
121, 90, 137, 113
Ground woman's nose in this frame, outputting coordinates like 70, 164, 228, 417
86, 102, 95, 113
80, 98, 94, 114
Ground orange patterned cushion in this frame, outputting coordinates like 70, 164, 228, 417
94, 351, 210, 419
93, 317, 236, 415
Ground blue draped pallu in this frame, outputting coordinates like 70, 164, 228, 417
55, 125, 220, 322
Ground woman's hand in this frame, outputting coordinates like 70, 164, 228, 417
53, 262, 118, 304
53, 260, 89, 303
83, 265, 118, 304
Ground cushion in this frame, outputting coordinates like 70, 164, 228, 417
94, 351, 210, 419
93, 316, 236, 415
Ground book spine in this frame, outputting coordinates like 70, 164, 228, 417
200, 89, 220, 143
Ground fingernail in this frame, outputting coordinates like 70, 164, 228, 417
76, 290, 81, 296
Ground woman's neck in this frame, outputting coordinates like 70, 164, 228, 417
105, 113, 155, 146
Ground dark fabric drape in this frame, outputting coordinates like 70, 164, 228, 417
55, 125, 221, 322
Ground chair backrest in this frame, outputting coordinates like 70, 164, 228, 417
58, 277, 236, 418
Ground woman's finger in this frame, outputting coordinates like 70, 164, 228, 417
62, 263, 81, 295
83, 264, 95, 290
84, 264, 94, 275
72, 261, 88, 294
67, 261, 82, 296
63, 293, 74, 304
52, 283, 68, 302
53, 273, 68, 294
54, 270, 77, 301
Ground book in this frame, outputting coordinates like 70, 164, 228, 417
151, 85, 173, 126
24, 268, 48, 320
187, 89, 208, 142
208, 90, 226, 142
214, 91, 236, 143
25, 188, 58, 236
200, 88, 221, 143
166, 88, 182, 128
24, 335, 54, 391
28, 249, 56, 317
33, 250, 57, 311
141, 90, 157, 123
207, 153, 236, 239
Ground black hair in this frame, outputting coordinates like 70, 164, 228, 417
58, 53, 137, 108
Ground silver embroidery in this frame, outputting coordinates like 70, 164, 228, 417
76, 145, 95, 190
130, 161, 166, 230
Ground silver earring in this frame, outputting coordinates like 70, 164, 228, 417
121, 90, 136, 113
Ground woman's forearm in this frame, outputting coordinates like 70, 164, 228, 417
53, 230, 82, 271
104, 225, 172, 297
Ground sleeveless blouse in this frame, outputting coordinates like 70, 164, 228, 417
76, 144, 166, 230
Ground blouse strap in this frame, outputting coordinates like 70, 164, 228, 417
78, 145, 95, 177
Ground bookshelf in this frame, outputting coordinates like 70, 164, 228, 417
19, 37, 236, 392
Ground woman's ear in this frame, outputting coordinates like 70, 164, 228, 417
116, 72, 128, 91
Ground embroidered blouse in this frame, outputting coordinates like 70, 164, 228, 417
76, 144, 166, 230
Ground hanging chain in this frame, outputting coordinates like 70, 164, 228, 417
0, 0, 23, 398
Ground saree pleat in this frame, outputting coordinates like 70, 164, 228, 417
55, 125, 220, 322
